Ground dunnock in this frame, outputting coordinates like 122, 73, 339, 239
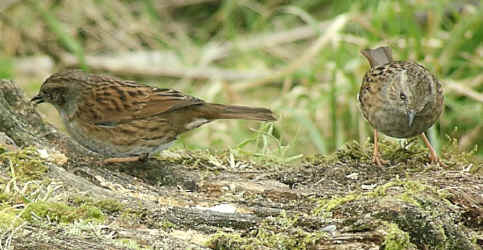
359, 46, 444, 166
31, 70, 276, 163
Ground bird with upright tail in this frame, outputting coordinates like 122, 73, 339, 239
358, 46, 445, 166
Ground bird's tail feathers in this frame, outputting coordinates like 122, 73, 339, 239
199, 103, 276, 121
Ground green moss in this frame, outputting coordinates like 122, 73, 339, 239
78, 204, 105, 222
119, 208, 143, 226
209, 229, 326, 250
368, 179, 428, 206
304, 137, 449, 171
22, 201, 105, 224
210, 228, 327, 249
208, 212, 327, 249
160, 219, 175, 231
209, 232, 251, 249
313, 194, 360, 217
113, 238, 149, 250
442, 137, 481, 168
397, 193, 420, 207
69, 195, 94, 205
334, 141, 368, 162
69, 195, 124, 214
382, 222, 417, 250
374, 199, 464, 249
312, 179, 431, 219
0, 147, 48, 181
0, 191, 26, 208
311, 175, 477, 249
379, 139, 429, 165
95, 199, 123, 213
0, 207, 24, 231
0, 191, 11, 203
329, 138, 432, 166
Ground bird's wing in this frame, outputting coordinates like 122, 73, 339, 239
76, 79, 204, 126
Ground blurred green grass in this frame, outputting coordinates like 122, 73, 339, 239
0, 0, 481, 160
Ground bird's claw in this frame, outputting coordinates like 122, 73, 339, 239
428, 154, 447, 167
372, 153, 389, 167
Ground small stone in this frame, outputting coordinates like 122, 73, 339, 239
346, 172, 359, 180
321, 224, 336, 233
37, 149, 49, 159
196, 204, 237, 214
361, 184, 377, 190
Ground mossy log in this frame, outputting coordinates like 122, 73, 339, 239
0, 79, 481, 249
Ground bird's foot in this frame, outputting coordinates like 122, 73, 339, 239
372, 153, 389, 167
102, 153, 149, 164
420, 133, 446, 167
102, 156, 143, 164
428, 153, 447, 168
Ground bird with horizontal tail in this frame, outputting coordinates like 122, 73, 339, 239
358, 46, 444, 166
31, 70, 276, 164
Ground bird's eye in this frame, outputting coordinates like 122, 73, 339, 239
45, 87, 66, 104
400, 92, 407, 100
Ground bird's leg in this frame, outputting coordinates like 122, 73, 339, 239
372, 129, 388, 166
420, 133, 446, 167
102, 153, 149, 164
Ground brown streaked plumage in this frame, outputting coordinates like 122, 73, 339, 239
31, 70, 276, 163
359, 46, 444, 167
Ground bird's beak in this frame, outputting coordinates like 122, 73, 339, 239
408, 110, 416, 127
30, 94, 44, 105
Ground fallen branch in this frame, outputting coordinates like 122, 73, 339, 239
14, 52, 270, 81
